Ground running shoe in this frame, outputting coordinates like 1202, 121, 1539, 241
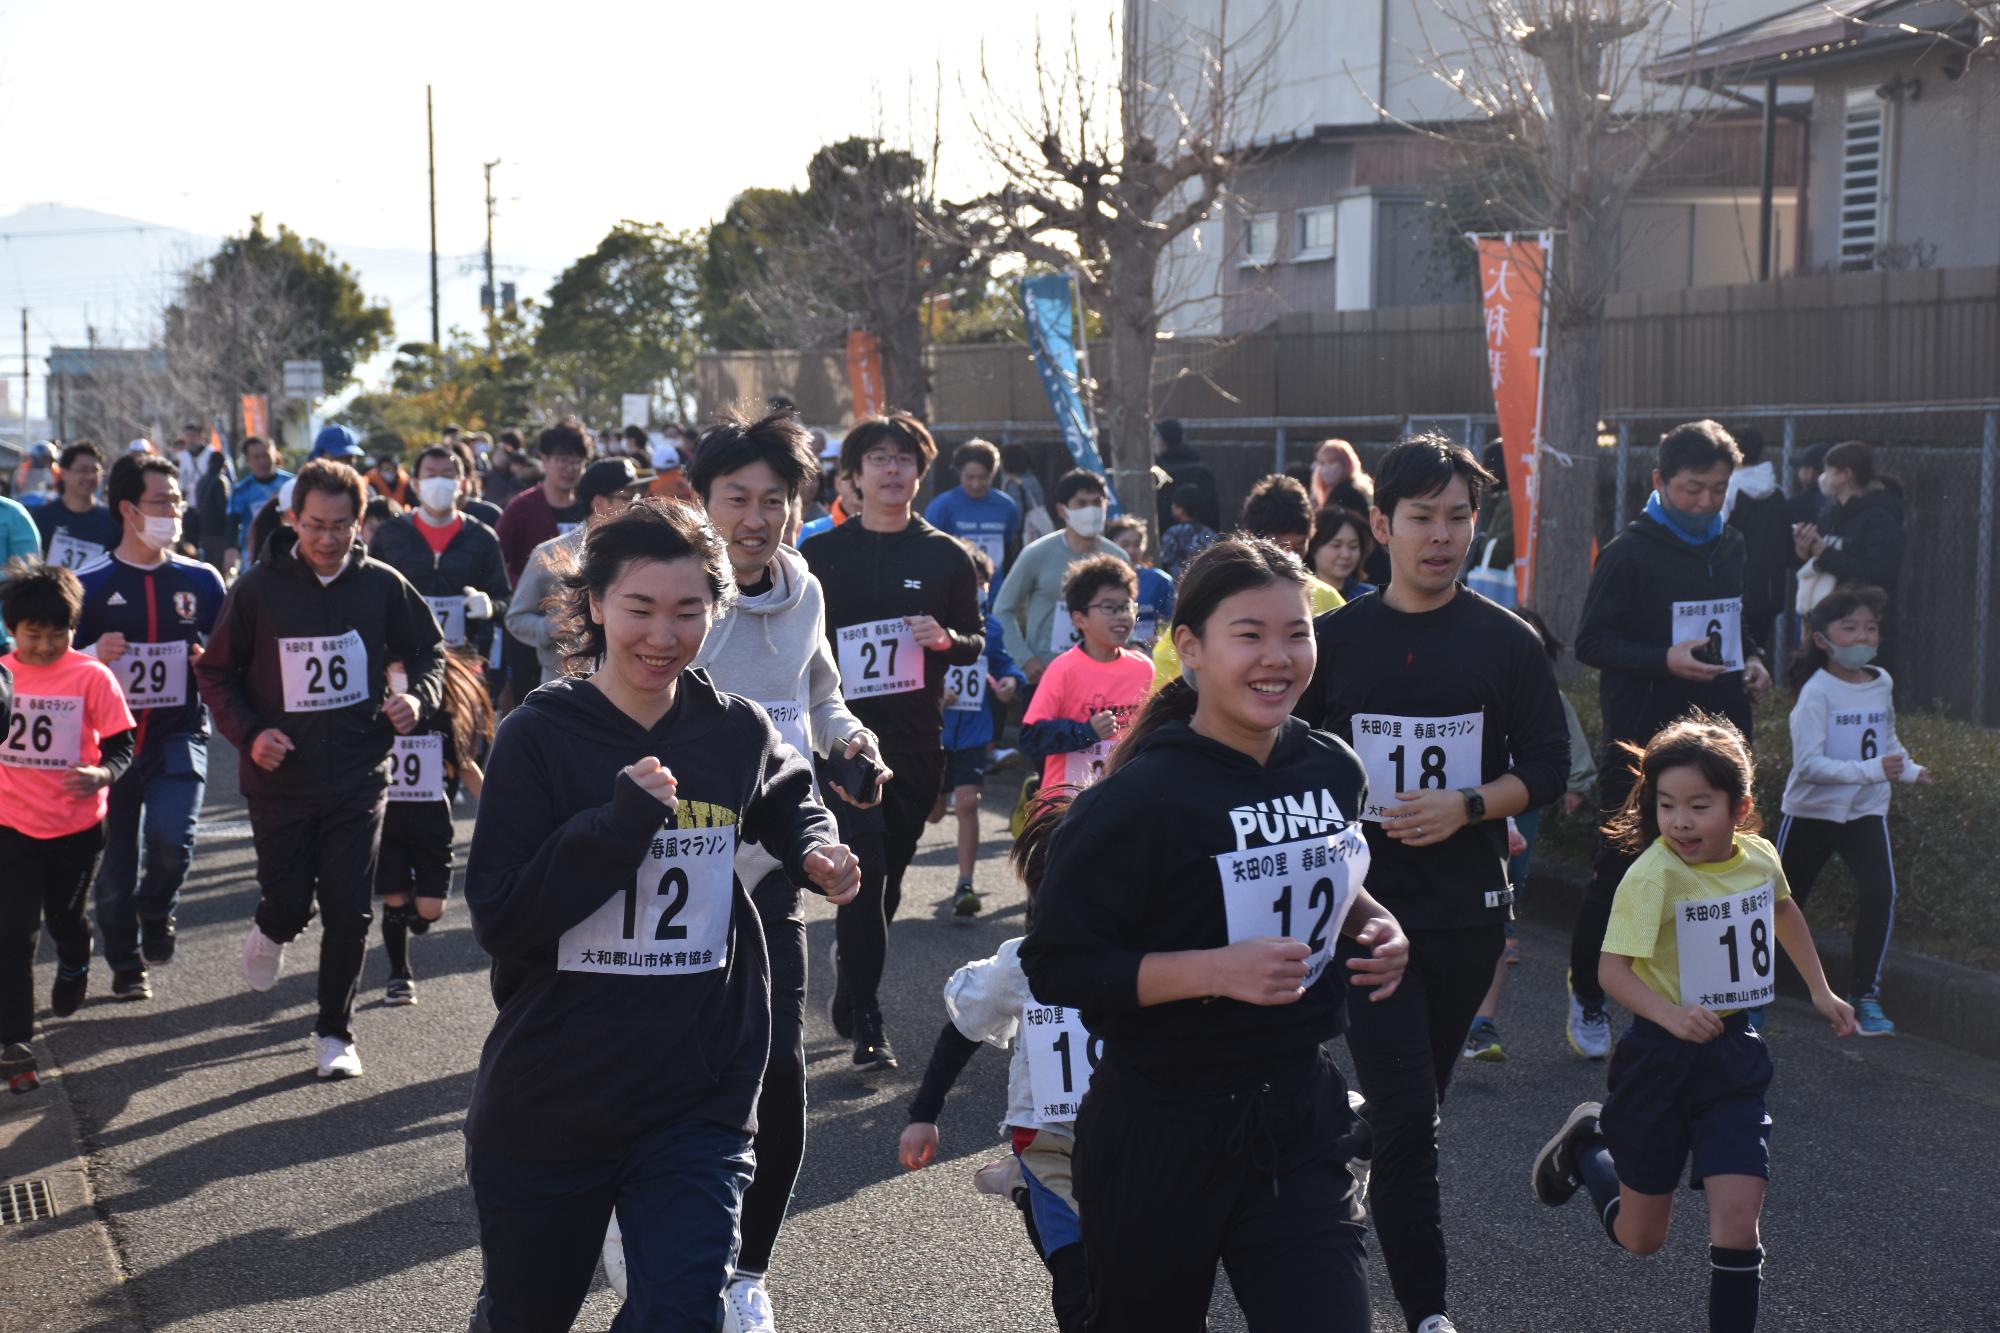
1462, 1017, 1505, 1063
1416, 1316, 1460, 1333
1854, 996, 1896, 1037
1566, 971, 1610, 1060
50, 966, 88, 1017
2, 1041, 38, 1095
385, 976, 418, 1007
601, 1214, 629, 1300
1344, 1088, 1372, 1206
852, 1007, 897, 1071
110, 970, 152, 1003
313, 1035, 363, 1080
141, 917, 177, 965
721, 1273, 777, 1333
1531, 1100, 1604, 1207
973, 1155, 1025, 1197
952, 880, 981, 920
243, 923, 286, 992
828, 939, 852, 1039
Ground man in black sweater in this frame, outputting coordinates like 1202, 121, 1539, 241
1299, 435, 1570, 1333
1567, 420, 1772, 1059
801, 412, 984, 1071
367, 445, 511, 658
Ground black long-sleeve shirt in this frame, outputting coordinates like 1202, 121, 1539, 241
1298, 587, 1571, 931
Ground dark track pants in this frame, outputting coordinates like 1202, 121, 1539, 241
0, 822, 105, 1046
737, 871, 807, 1274
1569, 760, 1640, 1008
1775, 812, 1898, 998
248, 789, 386, 1042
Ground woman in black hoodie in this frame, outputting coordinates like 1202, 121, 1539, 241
462, 500, 858, 1332
1020, 537, 1409, 1332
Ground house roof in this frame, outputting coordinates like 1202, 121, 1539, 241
1650, 0, 1975, 82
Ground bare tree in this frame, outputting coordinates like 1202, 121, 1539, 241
1858, 1, 1999, 64
966, 3, 1287, 517
160, 248, 318, 447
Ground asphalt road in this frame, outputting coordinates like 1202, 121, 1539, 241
13, 738, 2000, 1332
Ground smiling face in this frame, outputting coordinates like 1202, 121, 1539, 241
1315, 525, 1362, 583
1654, 763, 1744, 866
1176, 579, 1315, 748
704, 460, 793, 583
1372, 474, 1475, 598
855, 444, 920, 512
9, 620, 72, 667
588, 556, 717, 699
63, 454, 102, 506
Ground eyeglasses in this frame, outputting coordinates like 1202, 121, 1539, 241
862, 450, 918, 471
1087, 599, 1137, 616
299, 519, 356, 539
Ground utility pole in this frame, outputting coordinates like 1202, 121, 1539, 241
427, 85, 441, 348
19, 309, 27, 449
483, 159, 500, 351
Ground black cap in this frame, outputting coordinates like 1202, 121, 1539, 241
577, 457, 645, 505
1800, 443, 1831, 470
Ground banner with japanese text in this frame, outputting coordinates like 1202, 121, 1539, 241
1476, 233, 1549, 603
845, 330, 884, 421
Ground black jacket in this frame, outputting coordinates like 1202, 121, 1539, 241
1575, 515, 1759, 754
462, 671, 836, 1160
800, 516, 984, 753
1153, 445, 1222, 532
1729, 488, 1793, 638
1020, 717, 1369, 1074
367, 512, 511, 655
195, 528, 445, 799
1813, 487, 1905, 592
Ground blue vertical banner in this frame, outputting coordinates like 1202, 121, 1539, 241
1019, 273, 1114, 507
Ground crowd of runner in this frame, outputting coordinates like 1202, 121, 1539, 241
0, 407, 1927, 1332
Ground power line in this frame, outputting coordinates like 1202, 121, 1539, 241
0, 223, 176, 242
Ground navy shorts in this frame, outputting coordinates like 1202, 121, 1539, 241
944, 746, 988, 791
1601, 1011, 1772, 1195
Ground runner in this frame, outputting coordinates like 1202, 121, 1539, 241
1569, 420, 1772, 1060
495, 419, 592, 706
801, 412, 984, 1072
924, 438, 1022, 581
685, 404, 887, 1330
73, 455, 226, 1003
1104, 516, 1174, 652
34, 441, 121, 572
194, 459, 446, 1080
935, 541, 1025, 916
460, 500, 857, 1331
1021, 536, 1408, 1333
0, 558, 136, 1094
1019, 555, 1152, 796
992, 467, 1128, 685
0, 491, 39, 652
1296, 436, 1570, 1333
366, 445, 510, 658
505, 458, 649, 687
1530, 716, 1854, 1333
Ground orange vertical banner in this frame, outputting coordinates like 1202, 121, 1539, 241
240, 394, 269, 440
845, 329, 884, 421
1476, 233, 1549, 604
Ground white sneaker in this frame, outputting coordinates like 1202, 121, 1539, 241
722, 1273, 777, 1333
312, 1035, 363, 1080
600, 1214, 629, 1300
243, 924, 286, 992
1566, 974, 1611, 1060
1416, 1317, 1460, 1333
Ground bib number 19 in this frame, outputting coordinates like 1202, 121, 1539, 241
1050, 1027, 1102, 1095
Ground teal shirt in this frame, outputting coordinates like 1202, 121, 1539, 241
0, 495, 41, 649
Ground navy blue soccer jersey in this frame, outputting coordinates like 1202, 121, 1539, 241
74, 552, 227, 751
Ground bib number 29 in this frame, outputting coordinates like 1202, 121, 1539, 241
126, 656, 170, 697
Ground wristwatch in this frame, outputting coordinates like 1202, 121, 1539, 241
1459, 788, 1486, 823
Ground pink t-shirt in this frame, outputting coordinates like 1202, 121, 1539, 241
0, 648, 136, 838
1023, 644, 1155, 793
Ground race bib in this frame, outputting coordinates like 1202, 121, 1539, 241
115, 640, 189, 711
46, 530, 104, 571
1349, 712, 1485, 822
944, 663, 987, 713
424, 595, 467, 646
558, 825, 736, 976
1061, 739, 1113, 789
1672, 598, 1744, 673
1022, 1001, 1100, 1125
1825, 704, 1891, 763
968, 530, 1007, 573
277, 630, 369, 713
386, 734, 446, 802
1675, 882, 1777, 1011
755, 698, 820, 800
1048, 609, 1082, 655
0, 695, 86, 770
835, 619, 923, 699
1215, 824, 1370, 988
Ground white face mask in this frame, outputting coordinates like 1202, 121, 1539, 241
140, 515, 181, 550
417, 476, 458, 513
1064, 504, 1107, 539
1817, 470, 1838, 497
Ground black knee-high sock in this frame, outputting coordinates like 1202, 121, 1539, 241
381, 906, 412, 979
1574, 1131, 1625, 1248
1709, 1244, 1764, 1333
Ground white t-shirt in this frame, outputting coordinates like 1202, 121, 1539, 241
940, 937, 1075, 1141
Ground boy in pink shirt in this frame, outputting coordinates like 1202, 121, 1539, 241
0, 558, 136, 1093
1020, 554, 1154, 794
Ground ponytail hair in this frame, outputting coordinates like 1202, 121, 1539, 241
437, 647, 496, 776
1789, 583, 1888, 690
1107, 535, 1309, 774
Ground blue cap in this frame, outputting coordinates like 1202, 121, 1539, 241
311, 424, 364, 459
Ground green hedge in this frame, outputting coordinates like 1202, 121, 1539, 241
1533, 670, 2000, 972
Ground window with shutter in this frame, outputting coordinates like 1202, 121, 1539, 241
1839, 87, 1892, 269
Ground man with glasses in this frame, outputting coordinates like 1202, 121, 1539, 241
801, 413, 984, 1071
495, 419, 592, 707
196, 459, 444, 1080
73, 455, 227, 1003
992, 466, 1129, 686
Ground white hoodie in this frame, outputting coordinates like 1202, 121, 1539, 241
1722, 460, 1778, 523
1781, 666, 1925, 823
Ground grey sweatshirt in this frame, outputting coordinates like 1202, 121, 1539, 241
992, 529, 1131, 668
504, 526, 586, 685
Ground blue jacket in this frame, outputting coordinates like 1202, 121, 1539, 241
228, 469, 293, 554
942, 612, 1027, 752
74, 551, 227, 756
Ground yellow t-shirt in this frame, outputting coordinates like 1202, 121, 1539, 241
1148, 575, 1344, 694
1602, 834, 1792, 1012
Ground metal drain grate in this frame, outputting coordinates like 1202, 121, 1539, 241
0, 1179, 57, 1224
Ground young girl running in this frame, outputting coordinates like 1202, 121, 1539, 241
900, 793, 1089, 1332
1778, 585, 1930, 1036
1020, 537, 1409, 1333
1531, 714, 1856, 1333
376, 647, 493, 1006
461, 500, 859, 1331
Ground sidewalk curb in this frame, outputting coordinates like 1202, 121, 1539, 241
1522, 861, 2000, 1062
